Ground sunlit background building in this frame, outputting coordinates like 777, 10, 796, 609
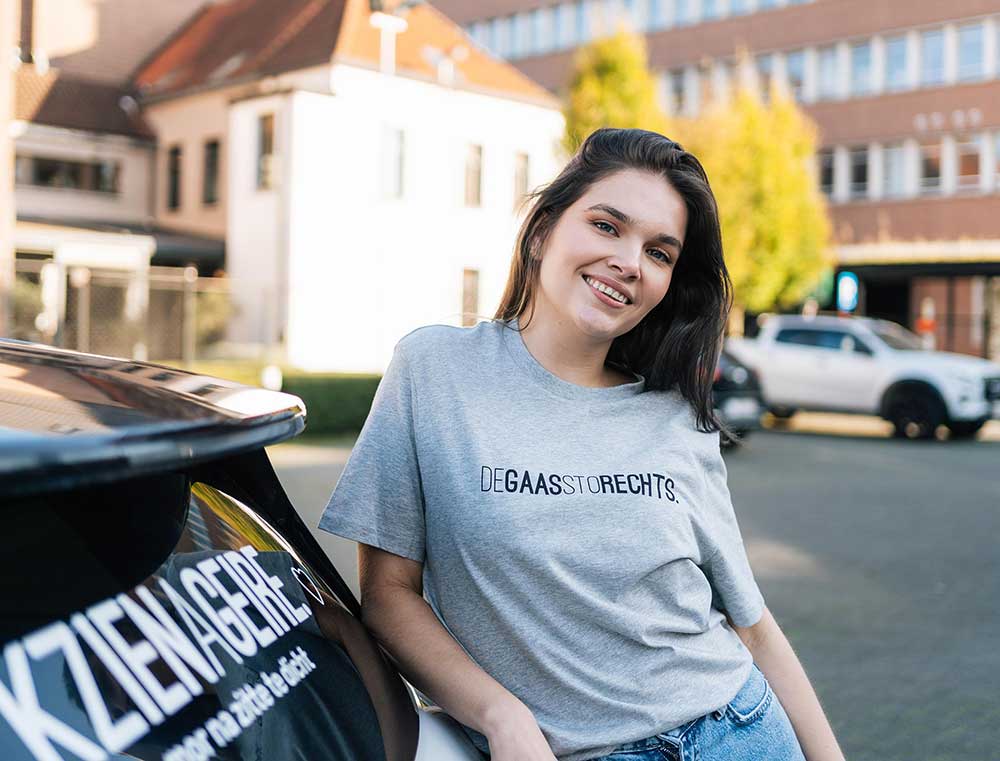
437, 0, 1000, 360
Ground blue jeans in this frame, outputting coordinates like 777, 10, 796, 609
592, 663, 806, 761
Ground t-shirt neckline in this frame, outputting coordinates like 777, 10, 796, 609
501, 317, 646, 401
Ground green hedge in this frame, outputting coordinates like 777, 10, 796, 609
281, 372, 381, 435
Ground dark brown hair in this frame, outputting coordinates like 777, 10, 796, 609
493, 127, 736, 441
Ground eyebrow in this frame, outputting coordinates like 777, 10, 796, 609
585, 203, 683, 252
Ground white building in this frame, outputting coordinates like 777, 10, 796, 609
133, 0, 566, 372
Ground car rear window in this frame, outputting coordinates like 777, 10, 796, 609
0, 465, 418, 761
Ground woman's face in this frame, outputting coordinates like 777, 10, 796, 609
531, 168, 687, 342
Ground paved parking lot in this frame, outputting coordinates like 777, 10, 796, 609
270, 413, 999, 761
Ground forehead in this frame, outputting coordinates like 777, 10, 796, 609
576, 169, 686, 235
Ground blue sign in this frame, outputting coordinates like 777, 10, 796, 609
837, 271, 859, 312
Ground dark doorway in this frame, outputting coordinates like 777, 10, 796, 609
862, 278, 910, 328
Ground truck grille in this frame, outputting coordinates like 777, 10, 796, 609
985, 377, 1000, 401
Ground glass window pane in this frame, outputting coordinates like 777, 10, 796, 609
647, 0, 667, 29
956, 137, 980, 191
675, 0, 691, 26
818, 148, 835, 196
885, 34, 908, 91
957, 23, 984, 81
919, 140, 941, 194
785, 50, 805, 101
882, 143, 906, 198
818, 46, 839, 100
730, 0, 749, 15
702, 0, 718, 21
849, 146, 868, 199
850, 41, 872, 96
920, 29, 945, 86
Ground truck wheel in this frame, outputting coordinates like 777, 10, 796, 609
887, 391, 945, 440
945, 419, 986, 439
768, 406, 797, 419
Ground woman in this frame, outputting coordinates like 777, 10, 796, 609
318, 128, 845, 761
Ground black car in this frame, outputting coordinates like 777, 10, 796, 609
0, 339, 482, 761
713, 349, 764, 448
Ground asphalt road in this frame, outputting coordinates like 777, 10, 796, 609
268, 414, 1000, 761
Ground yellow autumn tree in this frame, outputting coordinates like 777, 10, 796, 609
561, 22, 672, 156
676, 54, 834, 319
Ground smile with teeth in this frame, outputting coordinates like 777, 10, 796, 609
583, 275, 631, 305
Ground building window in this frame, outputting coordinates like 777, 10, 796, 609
818, 45, 839, 100
882, 143, 906, 198
202, 139, 219, 205
920, 29, 945, 87
554, 3, 573, 47
956, 137, 980, 192
670, 68, 687, 115
957, 23, 984, 82
918, 139, 941, 195
759, 0, 778, 9
535, 7, 552, 54
575, 1, 590, 42
647, 0, 667, 28
514, 152, 530, 210
381, 126, 404, 199
818, 148, 834, 196
167, 145, 181, 210
701, 0, 718, 21
462, 268, 480, 327
729, 0, 749, 15
495, 15, 512, 57
995, 131, 1000, 188
16, 155, 121, 194
884, 34, 908, 91
850, 41, 872, 96
849, 146, 868, 199
513, 10, 532, 57
257, 113, 275, 190
465, 144, 482, 206
756, 53, 774, 101
785, 49, 805, 101
674, 0, 691, 26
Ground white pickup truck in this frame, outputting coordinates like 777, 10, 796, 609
725, 313, 1000, 440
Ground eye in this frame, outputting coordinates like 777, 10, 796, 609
592, 221, 672, 264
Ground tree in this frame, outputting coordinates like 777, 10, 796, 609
561, 22, 671, 156
676, 56, 834, 320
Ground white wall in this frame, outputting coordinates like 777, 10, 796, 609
13, 123, 154, 224
225, 93, 290, 347
275, 63, 564, 373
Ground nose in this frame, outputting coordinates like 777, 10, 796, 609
606, 242, 642, 280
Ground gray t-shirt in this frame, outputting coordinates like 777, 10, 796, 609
318, 318, 765, 761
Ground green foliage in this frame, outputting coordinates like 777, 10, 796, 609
195, 289, 234, 347
12, 276, 42, 340
562, 23, 672, 155
677, 65, 833, 313
281, 372, 381, 436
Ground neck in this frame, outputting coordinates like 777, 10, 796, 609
517, 305, 624, 388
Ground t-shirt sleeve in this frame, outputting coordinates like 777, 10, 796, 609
696, 432, 765, 628
317, 339, 426, 563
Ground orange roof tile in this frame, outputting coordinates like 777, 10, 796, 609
131, 0, 558, 108
15, 65, 155, 138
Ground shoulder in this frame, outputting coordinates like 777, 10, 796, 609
644, 386, 722, 457
394, 319, 505, 367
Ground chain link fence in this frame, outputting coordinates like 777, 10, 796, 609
12, 259, 233, 363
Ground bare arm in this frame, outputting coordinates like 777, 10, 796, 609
357, 543, 551, 753
731, 607, 846, 761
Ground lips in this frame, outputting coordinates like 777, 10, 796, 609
582, 274, 632, 305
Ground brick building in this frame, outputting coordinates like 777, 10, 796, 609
433, 0, 1000, 359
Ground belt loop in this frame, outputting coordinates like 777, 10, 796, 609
711, 707, 726, 721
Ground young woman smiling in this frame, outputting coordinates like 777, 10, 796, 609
319, 128, 845, 761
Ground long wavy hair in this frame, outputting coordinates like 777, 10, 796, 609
493, 127, 735, 440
